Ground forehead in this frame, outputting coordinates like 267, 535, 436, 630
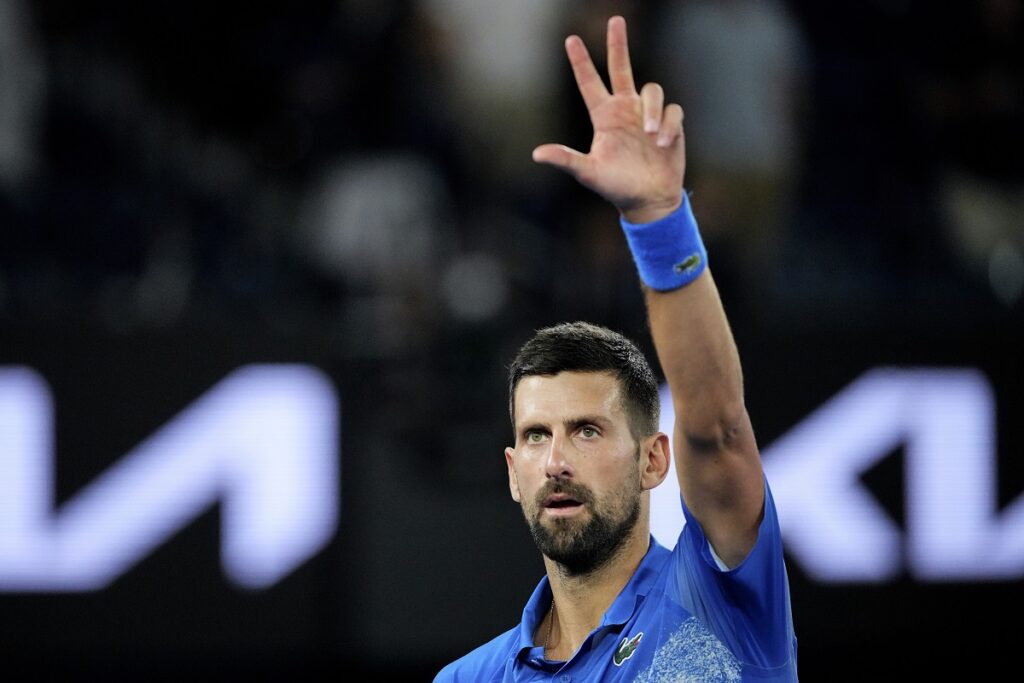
513, 371, 625, 425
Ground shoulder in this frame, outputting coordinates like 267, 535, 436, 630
433, 626, 523, 683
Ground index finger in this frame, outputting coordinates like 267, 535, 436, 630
565, 34, 610, 112
607, 15, 636, 94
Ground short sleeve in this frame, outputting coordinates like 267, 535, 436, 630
668, 480, 796, 669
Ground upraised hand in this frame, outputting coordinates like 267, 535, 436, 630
533, 16, 686, 224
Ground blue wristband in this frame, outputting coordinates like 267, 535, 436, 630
619, 191, 707, 292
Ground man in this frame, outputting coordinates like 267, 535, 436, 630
435, 16, 798, 682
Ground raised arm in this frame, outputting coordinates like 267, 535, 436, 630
533, 16, 763, 567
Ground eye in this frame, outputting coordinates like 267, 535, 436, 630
579, 426, 599, 438
526, 431, 546, 444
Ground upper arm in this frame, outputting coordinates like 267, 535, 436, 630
673, 402, 764, 568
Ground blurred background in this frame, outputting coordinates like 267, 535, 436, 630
0, 0, 1021, 679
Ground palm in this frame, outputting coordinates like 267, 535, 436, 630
583, 97, 684, 212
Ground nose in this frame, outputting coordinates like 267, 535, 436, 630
544, 432, 575, 480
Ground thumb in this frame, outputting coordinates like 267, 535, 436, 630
532, 144, 588, 177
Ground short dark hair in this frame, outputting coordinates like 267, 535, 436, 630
508, 321, 659, 441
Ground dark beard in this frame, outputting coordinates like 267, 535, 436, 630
526, 480, 641, 577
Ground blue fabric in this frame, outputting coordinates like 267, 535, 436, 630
434, 480, 798, 682
620, 191, 708, 292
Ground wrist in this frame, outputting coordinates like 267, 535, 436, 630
620, 190, 707, 292
620, 195, 683, 225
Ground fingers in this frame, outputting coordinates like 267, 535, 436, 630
657, 103, 684, 148
566, 16, 639, 110
532, 143, 589, 176
641, 83, 683, 147
640, 83, 664, 133
565, 35, 609, 111
606, 15, 635, 95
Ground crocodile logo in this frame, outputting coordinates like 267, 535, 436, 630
613, 632, 643, 666
674, 253, 701, 275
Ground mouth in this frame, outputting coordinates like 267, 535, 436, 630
543, 494, 585, 516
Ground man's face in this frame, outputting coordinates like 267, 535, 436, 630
506, 371, 644, 575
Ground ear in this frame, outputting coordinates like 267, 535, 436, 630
505, 446, 522, 502
639, 432, 671, 491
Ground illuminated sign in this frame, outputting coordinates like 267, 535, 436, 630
0, 365, 339, 591
651, 368, 1024, 582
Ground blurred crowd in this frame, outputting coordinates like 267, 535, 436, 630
1, 0, 1021, 348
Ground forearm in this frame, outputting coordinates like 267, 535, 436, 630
620, 194, 747, 443
644, 270, 746, 448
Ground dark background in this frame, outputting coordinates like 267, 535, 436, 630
1, 1, 1021, 680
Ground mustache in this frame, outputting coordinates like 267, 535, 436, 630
534, 479, 595, 508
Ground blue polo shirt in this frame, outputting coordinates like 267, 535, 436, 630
434, 481, 798, 681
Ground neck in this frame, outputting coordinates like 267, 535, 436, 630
538, 524, 650, 661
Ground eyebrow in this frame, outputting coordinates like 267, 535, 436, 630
565, 415, 612, 431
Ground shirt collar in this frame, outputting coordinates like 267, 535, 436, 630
517, 573, 553, 651
601, 536, 668, 626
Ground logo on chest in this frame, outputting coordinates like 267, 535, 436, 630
613, 631, 644, 666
